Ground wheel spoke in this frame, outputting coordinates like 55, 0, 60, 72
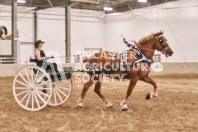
16, 80, 29, 87
54, 89, 57, 104
20, 91, 30, 103
25, 92, 31, 107
43, 91, 50, 100
56, 88, 68, 98
31, 68, 34, 85
34, 69, 40, 84
19, 73, 30, 86
34, 93, 40, 108
36, 81, 49, 87
35, 91, 46, 104
32, 92, 34, 109
57, 86, 71, 91
35, 74, 46, 85
15, 87, 28, 90
36, 90, 50, 98
25, 69, 31, 85
16, 90, 29, 96
55, 89, 63, 102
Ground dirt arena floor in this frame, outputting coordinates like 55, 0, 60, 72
0, 73, 198, 132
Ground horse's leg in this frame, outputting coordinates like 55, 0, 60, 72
77, 80, 94, 108
120, 78, 138, 111
94, 82, 113, 108
142, 76, 158, 99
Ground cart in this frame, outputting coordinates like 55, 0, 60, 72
12, 59, 73, 111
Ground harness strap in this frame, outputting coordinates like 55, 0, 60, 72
123, 37, 153, 64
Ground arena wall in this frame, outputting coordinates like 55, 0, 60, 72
104, 0, 198, 62
0, 7, 104, 61
1, 0, 198, 77
1, 0, 197, 63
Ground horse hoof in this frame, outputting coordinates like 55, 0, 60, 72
77, 106, 83, 109
107, 106, 113, 109
146, 93, 150, 100
146, 92, 154, 100
122, 108, 128, 111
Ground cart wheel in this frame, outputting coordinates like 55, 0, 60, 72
13, 66, 53, 111
48, 78, 72, 106
48, 65, 72, 106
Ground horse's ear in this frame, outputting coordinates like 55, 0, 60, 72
155, 30, 164, 37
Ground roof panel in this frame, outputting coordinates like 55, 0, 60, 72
0, 0, 179, 12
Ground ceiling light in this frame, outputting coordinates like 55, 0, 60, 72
138, 0, 147, 3
103, 7, 113, 11
17, 0, 26, 3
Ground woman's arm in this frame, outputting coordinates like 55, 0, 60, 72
35, 49, 45, 61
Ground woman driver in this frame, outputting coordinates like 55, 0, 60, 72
35, 40, 59, 72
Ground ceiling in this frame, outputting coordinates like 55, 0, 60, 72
0, 0, 178, 13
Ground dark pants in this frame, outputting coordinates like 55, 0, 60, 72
45, 63, 59, 72
38, 59, 59, 73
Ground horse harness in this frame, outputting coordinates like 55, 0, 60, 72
111, 37, 154, 69
155, 35, 169, 56
90, 36, 168, 75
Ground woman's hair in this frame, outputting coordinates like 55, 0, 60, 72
35, 40, 44, 48
35, 43, 39, 48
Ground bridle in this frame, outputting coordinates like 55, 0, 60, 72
155, 35, 169, 56
139, 35, 169, 53
123, 35, 172, 61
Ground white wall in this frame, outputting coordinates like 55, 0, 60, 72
0, 6, 104, 63
0, 5, 34, 42
104, 0, 198, 62
1, 0, 198, 63
0, 5, 12, 35
38, 8, 104, 59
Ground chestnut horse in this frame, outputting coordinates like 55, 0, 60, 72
77, 31, 173, 111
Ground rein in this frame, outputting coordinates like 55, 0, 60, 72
139, 47, 155, 52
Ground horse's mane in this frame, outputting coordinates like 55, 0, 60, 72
137, 33, 155, 46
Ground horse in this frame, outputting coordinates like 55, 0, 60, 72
77, 31, 173, 111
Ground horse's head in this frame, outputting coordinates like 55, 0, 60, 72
154, 31, 173, 57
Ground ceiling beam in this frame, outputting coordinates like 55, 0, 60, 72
69, 0, 99, 4
47, 0, 54, 7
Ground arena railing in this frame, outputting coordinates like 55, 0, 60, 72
161, 56, 198, 63
0, 57, 16, 64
